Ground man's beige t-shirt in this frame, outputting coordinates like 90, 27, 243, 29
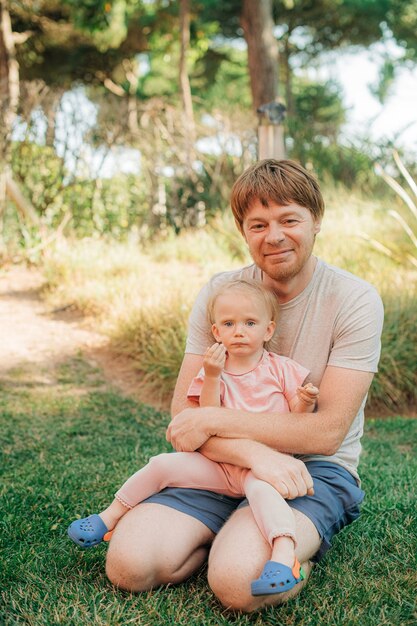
185, 258, 384, 482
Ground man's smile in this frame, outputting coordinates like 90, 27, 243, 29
264, 248, 293, 258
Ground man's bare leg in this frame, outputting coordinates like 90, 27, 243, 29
207, 507, 321, 612
106, 503, 214, 591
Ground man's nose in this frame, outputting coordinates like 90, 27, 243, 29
265, 223, 285, 244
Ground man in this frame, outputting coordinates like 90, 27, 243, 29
106, 159, 383, 612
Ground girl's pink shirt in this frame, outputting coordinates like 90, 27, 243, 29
188, 350, 309, 413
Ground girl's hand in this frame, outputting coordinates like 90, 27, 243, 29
296, 382, 320, 406
203, 343, 226, 378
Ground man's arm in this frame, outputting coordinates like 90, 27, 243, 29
199, 436, 314, 498
167, 365, 374, 456
171, 353, 204, 416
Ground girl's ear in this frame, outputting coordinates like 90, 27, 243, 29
212, 324, 221, 342
264, 320, 276, 342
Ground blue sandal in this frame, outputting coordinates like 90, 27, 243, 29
67, 514, 110, 549
251, 559, 305, 596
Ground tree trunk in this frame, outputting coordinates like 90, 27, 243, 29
44, 88, 63, 148
282, 37, 293, 118
240, 0, 279, 111
178, 0, 195, 169
0, 0, 20, 214
241, 0, 285, 159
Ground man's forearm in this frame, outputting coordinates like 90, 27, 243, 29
167, 368, 373, 455
198, 435, 315, 499
205, 407, 337, 455
198, 436, 265, 468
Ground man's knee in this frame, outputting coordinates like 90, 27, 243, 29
207, 507, 317, 612
105, 528, 164, 591
106, 544, 150, 591
105, 502, 213, 592
208, 561, 256, 612
208, 558, 313, 612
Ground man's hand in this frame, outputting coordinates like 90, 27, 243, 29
203, 343, 226, 379
166, 407, 214, 451
249, 445, 314, 499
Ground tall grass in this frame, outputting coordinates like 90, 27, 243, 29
40, 186, 417, 413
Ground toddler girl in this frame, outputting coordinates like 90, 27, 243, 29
68, 278, 319, 597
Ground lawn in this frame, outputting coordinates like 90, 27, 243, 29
1, 354, 416, 626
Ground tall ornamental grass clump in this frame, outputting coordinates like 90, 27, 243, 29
364, 151, 417, 269
369, 293, 417, 412
40, 185, 417, 414
109, 296, 191, 405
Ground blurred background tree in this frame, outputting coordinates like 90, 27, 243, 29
1, 0, 416, 413
2, 0, 417, 245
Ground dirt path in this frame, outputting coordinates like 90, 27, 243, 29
0, 267, 104, 372
0, 266, 147, 401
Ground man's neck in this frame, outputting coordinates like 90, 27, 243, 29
263, 256, 318, 304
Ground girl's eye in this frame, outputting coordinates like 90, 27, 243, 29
246, 321, 256, 327
224, 321, 233, 327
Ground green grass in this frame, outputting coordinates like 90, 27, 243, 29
1, 356, 416, 625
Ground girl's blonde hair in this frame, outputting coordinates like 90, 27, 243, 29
207, 278, 279, 326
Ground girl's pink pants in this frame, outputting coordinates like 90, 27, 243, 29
115, 451, 296, 546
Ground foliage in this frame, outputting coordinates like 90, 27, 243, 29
9, 139, 151, 240
369, 294, 417, 411
1, 362, 416, 624
111, 297, 190, 405
38, 195, 417, 414
369, 152, 417, 268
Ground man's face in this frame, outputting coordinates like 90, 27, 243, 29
241, 200, 322, 283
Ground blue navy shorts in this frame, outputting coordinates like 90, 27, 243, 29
144, 460, 364, 562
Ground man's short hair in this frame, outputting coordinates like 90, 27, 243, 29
231, 159, 325, 233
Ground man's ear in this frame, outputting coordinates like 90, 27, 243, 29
314, 217, 322, 235
264, 321, 276, 342
212, 324, 221, 342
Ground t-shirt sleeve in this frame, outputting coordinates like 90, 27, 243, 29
329, 286, 384, 372
270, 354, 310, 402
185, 282, 214, 355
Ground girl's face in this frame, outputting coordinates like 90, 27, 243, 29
211, 290, 275, 356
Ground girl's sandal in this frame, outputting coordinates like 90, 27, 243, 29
67, 514, 110, 549
251, 558, 305, 596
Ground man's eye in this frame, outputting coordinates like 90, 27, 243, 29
251, 224, 265, 230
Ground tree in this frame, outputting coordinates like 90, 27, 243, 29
179, 0, 196, 167
240, 0, 278, 111
0, 0, 40, 229
1, 0, 19, 211
241, 0, 284, 158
